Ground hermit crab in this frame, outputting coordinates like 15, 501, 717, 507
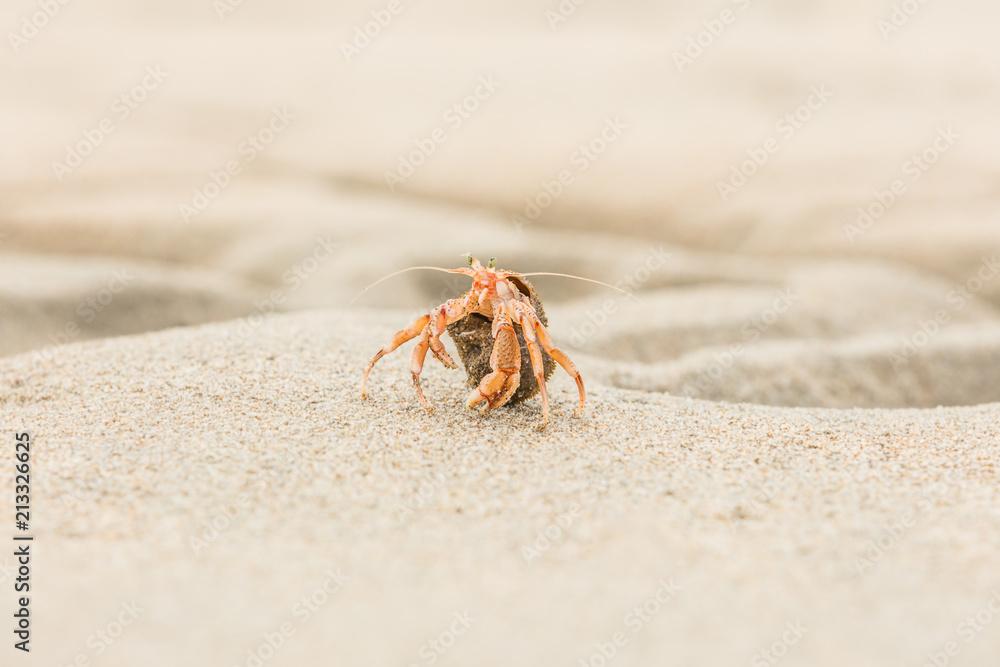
359, 255, 623, 430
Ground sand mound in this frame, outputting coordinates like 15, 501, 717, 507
594, 325, 1000, 407
553, 262, 1000, 406
2, 310, 998, 666
6, 200, 1000, 408
0, 253, 260, 356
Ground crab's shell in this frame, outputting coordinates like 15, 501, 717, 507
446, 276, 556, 405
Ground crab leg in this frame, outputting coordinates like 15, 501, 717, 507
530, 316, 586, 417
360, 313, 431, 399
466, 309, 521, 412
361, 293, 476, 405
518, 313, 550, 430
410, 326, 434, 413
428, 296, 470, 369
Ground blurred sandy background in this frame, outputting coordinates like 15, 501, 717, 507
2, 1, 1000, 665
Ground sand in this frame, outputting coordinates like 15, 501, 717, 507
2, 313, 1000, 666
3, 0, 1000, 665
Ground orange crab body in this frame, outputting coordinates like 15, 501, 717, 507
359, 257, 585, 430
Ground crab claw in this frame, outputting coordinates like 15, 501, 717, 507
429, 335, 458, 369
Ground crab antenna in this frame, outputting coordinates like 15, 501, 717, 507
515, 271, 632, 296
351, 265, 468, 304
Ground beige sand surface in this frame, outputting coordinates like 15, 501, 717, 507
3, 0, 1000, 664
2, 312, 1000, 666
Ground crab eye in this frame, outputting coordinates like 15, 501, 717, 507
487, 257, 497, 269
464, 253, 474, 266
